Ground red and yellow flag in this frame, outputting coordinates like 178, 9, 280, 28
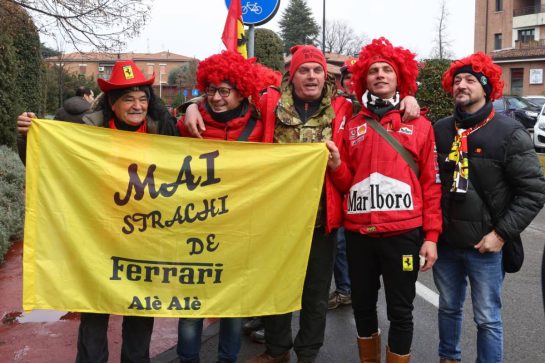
222, 0, 248, 58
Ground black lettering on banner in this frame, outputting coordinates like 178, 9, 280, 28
200, 151, 221, 186
126, 295, 205, 311
110, 256, 224, 285
121, 195, 229, 234
166, 296, 202, 311
127, 295, 162, 310
187, 234, 219, 255
113, 151, 221, 206
114, 163, 159, 206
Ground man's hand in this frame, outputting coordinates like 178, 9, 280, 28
399, 95, 420, 122
419, 240, 437, 272
17, 112, 36, 136
326, 140, 341, 171
474, 230, 504, 253
183, 104, 205, 138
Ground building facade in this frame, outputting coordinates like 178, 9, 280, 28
45, 51, 198, 104
476, 0, 545, 95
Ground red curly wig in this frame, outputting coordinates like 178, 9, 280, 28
441, 52, 504, 101
351, 37, 418, 102
254, 63, 282, 92
196, 51, 259, 101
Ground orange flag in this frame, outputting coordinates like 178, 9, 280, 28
222, 0, 248, 58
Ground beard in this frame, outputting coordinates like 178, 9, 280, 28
454, 92, 482, 109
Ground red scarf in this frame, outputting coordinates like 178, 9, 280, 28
108, 118, 147, 133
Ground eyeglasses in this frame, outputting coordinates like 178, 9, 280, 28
205, 86, 233, 97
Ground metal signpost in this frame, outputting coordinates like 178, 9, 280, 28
224, 0, 281, 57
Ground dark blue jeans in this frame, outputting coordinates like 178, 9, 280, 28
433, 245, 504, 363
333, 227, 351, 295
177, 318, 242, 363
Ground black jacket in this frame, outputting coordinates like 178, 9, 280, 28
434, 102, 545, 249
54, 96, 91, 123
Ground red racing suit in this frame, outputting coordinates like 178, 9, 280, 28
329, 106, 442, 242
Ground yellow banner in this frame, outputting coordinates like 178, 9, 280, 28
23, 119, 328, 317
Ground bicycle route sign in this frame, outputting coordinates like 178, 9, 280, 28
225, 0, 281, 26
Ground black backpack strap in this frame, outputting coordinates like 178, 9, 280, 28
364, 116, 420, 178
237, 117, 257, 141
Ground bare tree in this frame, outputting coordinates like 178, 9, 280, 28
430, 0, 454, 59
318, 20, 368, 56
4, 0, 152, 51
168, 59, 198, 89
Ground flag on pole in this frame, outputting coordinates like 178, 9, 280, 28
222, 0, 248, 58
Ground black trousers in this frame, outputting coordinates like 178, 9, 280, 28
75, 312, 154, 363
263, 229, 335, 361
345, 229, 421, 355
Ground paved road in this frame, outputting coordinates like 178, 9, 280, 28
154, 209, 545, 363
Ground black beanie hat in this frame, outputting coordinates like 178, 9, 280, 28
453, 65, 492, 99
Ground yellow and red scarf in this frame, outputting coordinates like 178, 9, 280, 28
447, 109, 494, 193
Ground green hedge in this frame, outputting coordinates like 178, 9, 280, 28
0, 10, 19, 149
417, 58, 454, 123
0, 1, 44, 148
0, 145, 25, 264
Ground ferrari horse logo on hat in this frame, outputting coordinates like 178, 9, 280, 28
123, 65, 135, 80
97, 60, 155, 92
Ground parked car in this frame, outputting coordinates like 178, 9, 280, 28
523, 95, 545, 108
492, 95, 540, 130
534, 104, 545, 151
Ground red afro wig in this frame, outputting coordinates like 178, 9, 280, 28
196, 51, 259, 100
254, 63, 282, 92
351, 37, 418, 102
441, 52, 504, 101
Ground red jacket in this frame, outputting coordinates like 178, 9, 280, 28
330, 106, 442, 242
259, 87, 352, 234
177, 101, 267, 142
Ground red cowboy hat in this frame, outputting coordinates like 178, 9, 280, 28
97, 60, 155, 92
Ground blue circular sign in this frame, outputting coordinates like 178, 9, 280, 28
225, 0, 281, 26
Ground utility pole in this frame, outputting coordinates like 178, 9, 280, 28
322, 0, 326, 53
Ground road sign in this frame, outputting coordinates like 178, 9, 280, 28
183, 89, 188, 97
225, 0, 280, 26
191, 89, 199, 97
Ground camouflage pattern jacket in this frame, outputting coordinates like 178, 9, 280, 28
257, 73, 352, 233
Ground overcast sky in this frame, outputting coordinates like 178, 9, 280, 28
52, 0, 477, 60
